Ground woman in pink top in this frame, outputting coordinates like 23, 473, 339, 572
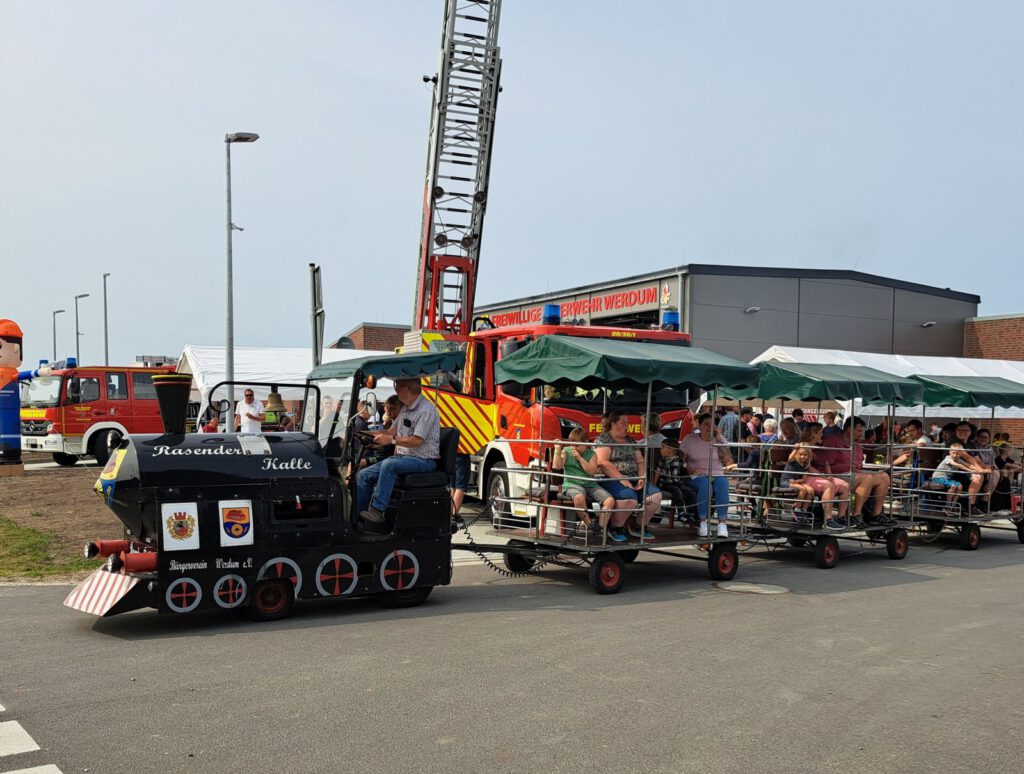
680, 413, 735, 538
800, 424, 850, 520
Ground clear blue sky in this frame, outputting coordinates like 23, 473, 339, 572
2, 1, 1021, 368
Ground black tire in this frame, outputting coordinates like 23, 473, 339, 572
245, 579, 294, 622
502, 551, 536, 573
97, 428, 123, 466
589, 552, 626, 595
886, 528, 909, 560
619, 549, 640, 564
376, 586, 433, 609
708, 543, 739, 581
52, 452, 79, 467
487, 468, 517, 527
815, 536, 840, 569
959, 523, 981, 551
788, 536, 807, 548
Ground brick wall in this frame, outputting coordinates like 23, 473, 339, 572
344, 324, 410, 352
963, 316, 1024, 442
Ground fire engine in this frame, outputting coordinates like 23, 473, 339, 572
408, 0, 692, 505
20, 358, 175, 466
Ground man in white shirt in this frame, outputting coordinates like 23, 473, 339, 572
234, 389, 265, 433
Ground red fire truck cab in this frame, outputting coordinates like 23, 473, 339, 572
20, 361, 176, 466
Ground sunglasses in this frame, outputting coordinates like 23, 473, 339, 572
244, 393, 254, 398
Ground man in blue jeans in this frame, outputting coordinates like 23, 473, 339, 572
357, 377, 440, 523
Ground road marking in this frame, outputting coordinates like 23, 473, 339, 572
0, 704, 5, 712
0, 766, 64, 773
0, 721, 41, 756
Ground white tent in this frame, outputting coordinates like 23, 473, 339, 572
751, 345, 1024, 418
177, 345, 396, 416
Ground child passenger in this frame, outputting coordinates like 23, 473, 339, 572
553, 428, 615, 537
931, 443, 971, 514
653, 438, 698, 525
782, 445, 848, 527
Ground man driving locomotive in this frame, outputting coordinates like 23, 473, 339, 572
357, 377, 440, 523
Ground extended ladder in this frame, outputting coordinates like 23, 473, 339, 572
413, 0, 503, 335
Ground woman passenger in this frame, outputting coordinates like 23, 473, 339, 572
679, 413, 735, 538
594, 412, 662, 541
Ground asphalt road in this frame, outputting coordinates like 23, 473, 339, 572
2, 529, 1024, 774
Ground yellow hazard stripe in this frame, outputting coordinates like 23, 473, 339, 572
435, 393, 490, 452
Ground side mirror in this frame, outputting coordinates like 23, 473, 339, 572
501, 382, 523, 399
67, 378, 81, 404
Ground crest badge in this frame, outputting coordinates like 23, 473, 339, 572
219, 499, 254, 547
160, 502, 201, 551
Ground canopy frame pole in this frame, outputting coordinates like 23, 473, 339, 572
537, 387, 551, 538
705, 387, 720, 532
639, 380, 654, 545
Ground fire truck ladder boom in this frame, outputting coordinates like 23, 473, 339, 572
414, 0, 503, 335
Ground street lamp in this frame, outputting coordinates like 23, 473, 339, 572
103, 272, 111, 365
225, 131, 260, 421
74, 293, 89, 363
52, 309, 65, 361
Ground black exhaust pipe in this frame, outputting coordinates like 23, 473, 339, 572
151, 373, 193, 434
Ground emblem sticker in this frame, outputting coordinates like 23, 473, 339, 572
160, 502, 200, 551
165, 577, 202, 613
379, 549, 419, 591
218, 499, 254, 547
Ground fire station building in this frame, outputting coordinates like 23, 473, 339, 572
475, 264, 980, 362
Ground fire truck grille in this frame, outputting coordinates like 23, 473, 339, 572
21, 420, 49, 436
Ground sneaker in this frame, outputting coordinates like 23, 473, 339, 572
608, 530, 628, 543
864, 514, 896, 527
628, 527, 656, 539
360, 507, 386, 523
698, 522, 709, 538
971, 506, 986, 517
825, 519, 845, 530
716, 523, 729, 538
793, 510, 813, 525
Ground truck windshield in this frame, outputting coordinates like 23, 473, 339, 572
19, 376, 64, 408
540, 384, 690, 413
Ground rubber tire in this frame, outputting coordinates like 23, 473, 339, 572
376, 586, 433, 609
708, 543, 739, 581
959, 523, 981, 551
619, 549, 640, 564
886, 528, 909, 560
502, 551, 536, 573
815, 536, 840, 569
589, 552, 626, 595
245, 579, 294, 622
487, 468, 514, 526
788, 536, 807, 548
1017, 521, 1024, 545
52, 452, 79, 467
99, 428, 123, 466
91, 430, 114, 466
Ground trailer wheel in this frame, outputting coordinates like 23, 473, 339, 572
376, 586, 433, 609
1017, 521, 1024, 545
886, 528, 909, 560
53, 452, 79, 467
814, 536, 839, 569
589, 552, 625, 595
708, 543, 738, 581
788, 536, 807, 548
502, 551, 536, 573
245, 579, 294, 622
619, 549, 640, 564
959, 523, 981, 551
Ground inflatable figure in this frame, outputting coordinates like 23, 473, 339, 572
0, 319, 51, 466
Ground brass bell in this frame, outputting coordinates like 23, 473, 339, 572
264, 387, 287, 419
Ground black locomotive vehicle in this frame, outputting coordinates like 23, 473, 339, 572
64, 352, 465, 621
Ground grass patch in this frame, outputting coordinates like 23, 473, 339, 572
0, 515, 98, 578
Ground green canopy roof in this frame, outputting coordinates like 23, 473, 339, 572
308, 350, 465, 381
493, 336, 759, 390
736, 361, 925, 404
911, 375, 1024, 409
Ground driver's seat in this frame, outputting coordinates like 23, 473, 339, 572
398, 428, 460, 489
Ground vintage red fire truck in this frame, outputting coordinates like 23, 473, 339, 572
20, 359, 176, 465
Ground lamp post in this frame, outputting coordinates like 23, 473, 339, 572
225, 131, 259, 421
52, 309, 65, 361
102, 272, 111, 365
74, 293, 89, 363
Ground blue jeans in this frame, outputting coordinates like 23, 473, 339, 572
602, 479, 660, 502
691, 475, 731, 521
357, 455, 438, 513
